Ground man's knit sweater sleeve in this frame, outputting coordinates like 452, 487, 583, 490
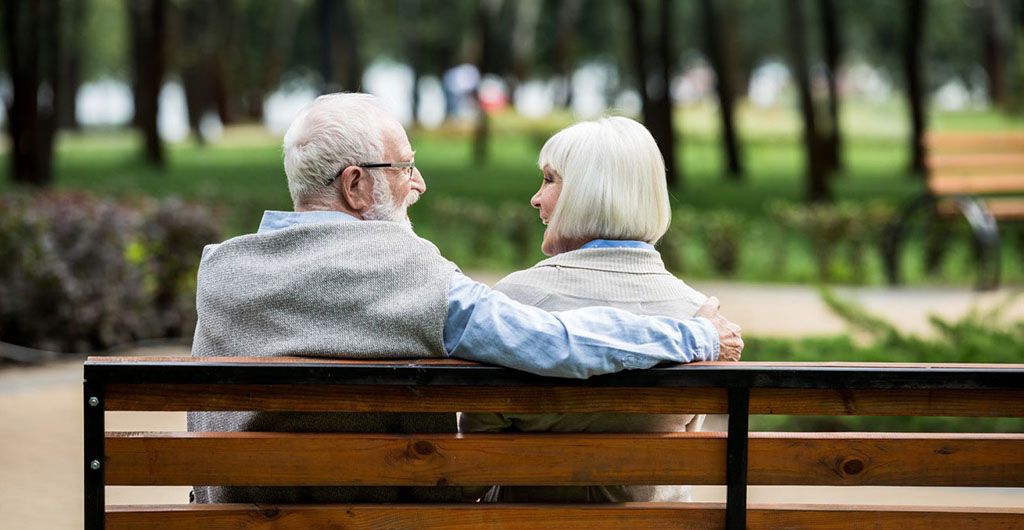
443, 272, 719, 379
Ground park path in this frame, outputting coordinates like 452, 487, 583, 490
2, 279, 1023, 529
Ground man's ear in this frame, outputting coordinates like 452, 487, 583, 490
338, 166, 373, 212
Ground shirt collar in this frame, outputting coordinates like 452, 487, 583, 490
257, 210, 360, 233
580, 239, 655, 251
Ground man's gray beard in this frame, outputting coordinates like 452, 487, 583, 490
364, 176, 416, 232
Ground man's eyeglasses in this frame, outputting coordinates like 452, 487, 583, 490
325, 161, 415, 186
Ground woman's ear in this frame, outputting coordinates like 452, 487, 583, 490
338, 166, 373, 212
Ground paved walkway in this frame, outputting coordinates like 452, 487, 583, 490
2, 280, 1023, 529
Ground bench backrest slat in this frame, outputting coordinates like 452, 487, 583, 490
104, 432, 1024, 488
928, 174, 1024, 195
104, 383, 1024, 417
926, 132, 1024, 153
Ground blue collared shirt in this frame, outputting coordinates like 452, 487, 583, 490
580, 239, 655, 251
256, 211, 718, 378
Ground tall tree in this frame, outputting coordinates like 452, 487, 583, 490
627, 0, 679, 188
473, 0, 501, 164
238, 0, 300, 120
554, 0, 583, 108
785, 0, 830, 202
318, 0, 362, 94
819, 0, 842, 172
57, 0, 86, 130
507, 0, 542, 107
903, 0, 927, 176
402, 0, 422, 126
3, 0, 60, 186
982, 0, 1012, 106
178, 0, 219, 144
399, 0, 471, 123
701, 0, 744, 179
129, 0, 167, 166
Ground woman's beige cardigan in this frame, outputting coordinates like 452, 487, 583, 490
461, 246, 711, 503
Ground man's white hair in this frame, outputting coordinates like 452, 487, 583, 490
540, 116, 672, 245
282, 93, 389, 207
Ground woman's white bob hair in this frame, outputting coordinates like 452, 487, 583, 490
540, 116, 671, 245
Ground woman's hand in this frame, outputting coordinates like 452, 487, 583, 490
695, 296, 743, 362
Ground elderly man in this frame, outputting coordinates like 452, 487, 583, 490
188, 93, 742, 504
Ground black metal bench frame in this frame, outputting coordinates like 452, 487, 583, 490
83, 359, 1024, 530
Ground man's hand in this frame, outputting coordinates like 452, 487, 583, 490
695, 296, 743, 362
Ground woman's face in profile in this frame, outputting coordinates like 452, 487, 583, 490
532, 165, 563, 255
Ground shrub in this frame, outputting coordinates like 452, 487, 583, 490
768, 201, 895, 283
701, 210, 745, 276
745, 289, 1024, 433
0, 191, 222, 354
658, 207, 697, 274
140, 197, 224, 337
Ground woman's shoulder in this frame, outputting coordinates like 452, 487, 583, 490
493, 267, 560, 306
495, 250, 706, 310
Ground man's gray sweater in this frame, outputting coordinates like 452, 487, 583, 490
187, 220, 459, 503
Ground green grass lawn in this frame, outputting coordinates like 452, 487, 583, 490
2, 102, 1022, 285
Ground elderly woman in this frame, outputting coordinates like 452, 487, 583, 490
461, 116, 727, 503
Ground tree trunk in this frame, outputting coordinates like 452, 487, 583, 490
210, 0, 233, 125
57, 0, 85, 130
337, 0, 362, 91
318, 0, 361, 94
819, 0, 842, 172
473, 0, 500, 164
627, 0, 679, 188
554, 0, 582, 108
179, 0, 215, 144
3, 0, 60, 187
129, 0, 166, 166
785, 0, 830, 202
402, 0, 421, 127
318, 0, 335, 92
702, 0, 743, 179
509, 0, 541, 107
983, 0, 1011, 106
903, 0, 926, 177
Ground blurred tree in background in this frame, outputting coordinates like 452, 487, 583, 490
2, 0, 1023, 192
2, 0, 1024, 355
3, 0, 60, 186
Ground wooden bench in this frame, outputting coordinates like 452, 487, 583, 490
885, 131, 1024, 289
84, 356, 1024, 529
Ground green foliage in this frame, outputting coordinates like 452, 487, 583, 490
768, 200, 895, 284
0, 191, 222, 353
701, 210, 746, 276
745, 290, 1024, 433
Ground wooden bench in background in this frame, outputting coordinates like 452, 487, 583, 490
885, 131, 1024, 289
84, 356, 1024, 529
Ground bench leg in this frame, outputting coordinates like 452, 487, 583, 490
84, 381, 105, 530
882, 193, 937, 286
726, 387, 749, 530
952, 195, 1001, 290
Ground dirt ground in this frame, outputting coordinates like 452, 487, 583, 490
2, 281, 1023, 529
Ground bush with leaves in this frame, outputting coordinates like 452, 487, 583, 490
769, 201, 895, 283
0, 192, 222, 354
744, 290, 1024, 433
701, 210, 746, 276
